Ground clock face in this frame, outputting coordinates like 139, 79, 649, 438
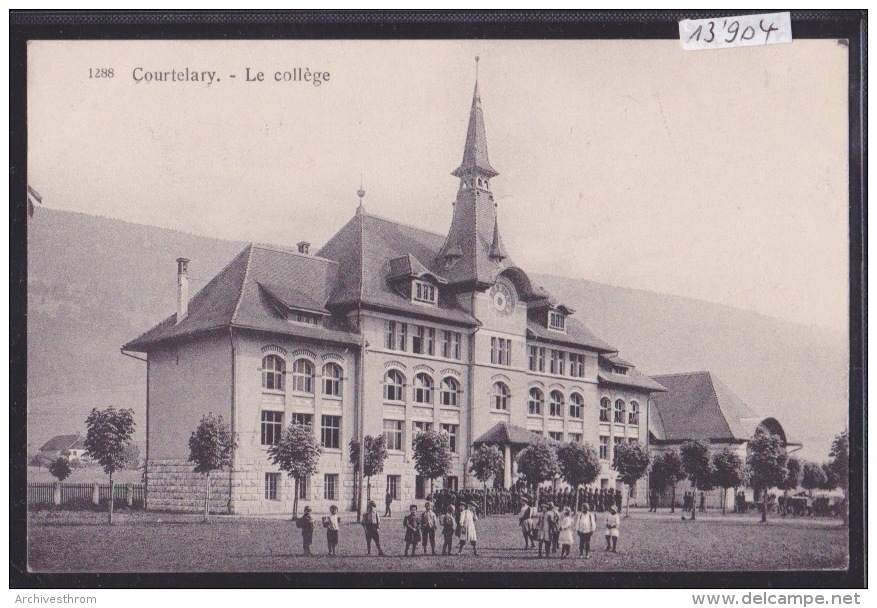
490, 280, 516, 317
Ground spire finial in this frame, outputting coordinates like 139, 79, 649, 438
475, 56, 480, 82
356, 175, 366, 214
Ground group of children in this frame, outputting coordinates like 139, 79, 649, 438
295, 499, 479, 557
518, 498, 620, 559
295, 496, 621, 559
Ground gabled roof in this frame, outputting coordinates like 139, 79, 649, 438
598, 366, 668, 393
474, 422, 539, 447
526, 317, 615, 353
40, 434, 84, 452
649, 371, 764, 442
124, 244, 359, 351
318, 211, 480, 327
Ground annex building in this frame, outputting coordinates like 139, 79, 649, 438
126, 78, 678, 515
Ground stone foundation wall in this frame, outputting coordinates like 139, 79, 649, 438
147, 460, 232, 513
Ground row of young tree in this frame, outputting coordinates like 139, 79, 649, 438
77, 404, 850, 528
650, 431, 850, 523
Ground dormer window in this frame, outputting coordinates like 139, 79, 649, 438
413, 279, 437, 305
548, 311, 566, 331
612, 365, 628, 376
288, 310, 321, 326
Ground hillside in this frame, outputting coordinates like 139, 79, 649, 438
25, 208, 847, 460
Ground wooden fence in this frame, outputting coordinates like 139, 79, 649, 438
27, 482, 145, 508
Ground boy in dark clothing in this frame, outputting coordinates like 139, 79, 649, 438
440, 505, 456, 555
298, 505, 315, 556
403, 504, 421, 556
362, 500, 385, 556
420, 501, 438, 555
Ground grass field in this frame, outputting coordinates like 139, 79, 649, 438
27, 509, 847, 573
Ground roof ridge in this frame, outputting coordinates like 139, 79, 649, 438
231, 244, 255, 324
361, 209, 447, 241
652, 370, 713, 379
252, 242, 338, 264
704, 372, 735, 439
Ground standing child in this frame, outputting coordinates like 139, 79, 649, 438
361, 500, 385, 556
456, 502, 478, 555
298, 505, 315, 556
420, 501, 438, 555
403, 504, 421, 556
558, 507, 574, 558
605, 506, 620, 552
440, 505, 456, 555
324, 504, 341, 555
576, 503, 597, 559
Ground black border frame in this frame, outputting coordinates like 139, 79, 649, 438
8, 9, 867, 589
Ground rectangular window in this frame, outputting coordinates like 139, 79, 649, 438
549, 311, 566, 331
383, 419, 404, 451
324, 473, 338, 501
548, 431, 564, 442
412, 325, 436, 355
291, 413, 313, 428
529, 346, 537, 371
321, 415, 341, 449
413, 280, 437, 304
297, 475, 310, 500
265, 473, 280, 500
549, 350, 559, 375
261, 410, 283, 446
557, 351, 566, 376
415, 475, 426, 500
441, 330, 461, 359
612, 365, 628, 376
386, 320, 408, 351
569, 433, 583, 444
599, 436, 609, 460
570, 354, 585, 378
440, 423, 458, 453
491, 337, 511, 366
387, 475, 401, 500
444, 476, 458, 491
613, 437, 623, 460
412, 420, 433, 436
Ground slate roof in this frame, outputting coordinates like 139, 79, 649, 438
649, 371, 766, 442
124, 244, 359, 350
40, 434, 85, 452
474, 422, 541, 446
451, 82, 498, 179
317, 211, 480, 327
596, 354, 667, 392
526, 318, 615, 353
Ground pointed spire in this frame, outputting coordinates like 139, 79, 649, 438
489, 218, 509, 261
451, 57, 498, 180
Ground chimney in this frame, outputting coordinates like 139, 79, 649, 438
297, 241, 311, 255
176, 257, 190, 323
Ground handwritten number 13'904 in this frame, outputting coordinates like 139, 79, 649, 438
688, 19, 779, 45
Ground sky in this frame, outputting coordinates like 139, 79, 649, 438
27, 39, 850, 332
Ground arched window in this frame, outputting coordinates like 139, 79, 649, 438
384, 369, 405, 402
600, 397, 611, 423
528, 388, 544, 416
492, 382, 510, 411
628, 400, 640, 425
440, 377, 460, 407
262, 355, 285, 391
291, 359, 314, 393
322, 363, 343, 397
413, 373, 434, 404
549, 390, 564, 417
614, 399, 626, 424
569, 392, 584, 419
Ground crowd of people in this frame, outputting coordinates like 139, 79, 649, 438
294, 484, 631, 558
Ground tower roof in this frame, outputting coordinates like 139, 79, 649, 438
451, 81, 499, 179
